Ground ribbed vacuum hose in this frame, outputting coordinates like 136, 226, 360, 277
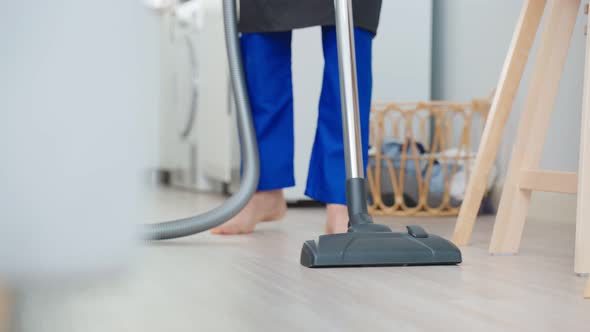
143, 0, 259, 240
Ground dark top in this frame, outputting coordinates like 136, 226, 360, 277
239, 0, 383, 34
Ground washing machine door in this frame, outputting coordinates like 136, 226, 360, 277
172, 23, 200, 142
158, 14, 202, 189
158, 1, 238, 191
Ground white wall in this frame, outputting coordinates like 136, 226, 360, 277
432, 0, 587, 222
373, 0, 433, 102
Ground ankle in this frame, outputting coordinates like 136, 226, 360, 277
326, 204, 348, 214
325, 204, 349, 234
253, 190, 285, 204
255, 189, 283, 198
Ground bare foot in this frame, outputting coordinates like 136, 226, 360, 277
325, 204, 349, 234
210, 190, 287, 235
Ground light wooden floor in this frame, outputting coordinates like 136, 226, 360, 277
0, 289, 8, 332
18, 189, 590, 332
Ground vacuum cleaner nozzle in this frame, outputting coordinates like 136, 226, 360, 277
300, 225, 462, 268
300, 1, 462, 268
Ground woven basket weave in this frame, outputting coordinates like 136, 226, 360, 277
367, 97, 492, 217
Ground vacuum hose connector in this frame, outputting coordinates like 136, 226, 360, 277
143, 0, 259, 240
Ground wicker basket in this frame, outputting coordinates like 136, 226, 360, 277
366, 97, 492, 217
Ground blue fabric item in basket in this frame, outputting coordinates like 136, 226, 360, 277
377, 138, 429, 173
367, 138, 463, 208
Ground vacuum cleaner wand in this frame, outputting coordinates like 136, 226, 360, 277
334, 0, 375, 227
332, 0, 388, 233
299, 0, 462, 268
335, 0, 390, 232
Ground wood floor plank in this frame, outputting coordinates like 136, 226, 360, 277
0, 288, 8, 332
17, 189, 590, 332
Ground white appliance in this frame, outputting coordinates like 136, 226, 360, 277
157, 0, 433, 201
157, 0, 239, 192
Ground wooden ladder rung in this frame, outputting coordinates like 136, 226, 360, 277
519, 170, 578, 194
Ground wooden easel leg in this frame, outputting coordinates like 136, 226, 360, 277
490, 0, 582, 254
452, 0, 547, 246
576, 7, 590, 276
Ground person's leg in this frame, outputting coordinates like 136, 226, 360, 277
305, 26, 374, 234
212, 31, 294, 235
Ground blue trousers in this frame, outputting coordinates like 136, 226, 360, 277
241, 26, 373, 205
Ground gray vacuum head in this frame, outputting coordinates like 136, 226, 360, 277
301, 225, 462, 268
299, 2, 462, 269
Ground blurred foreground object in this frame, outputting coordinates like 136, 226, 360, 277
0, 0, 158, 329
0, 0, 154, 286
